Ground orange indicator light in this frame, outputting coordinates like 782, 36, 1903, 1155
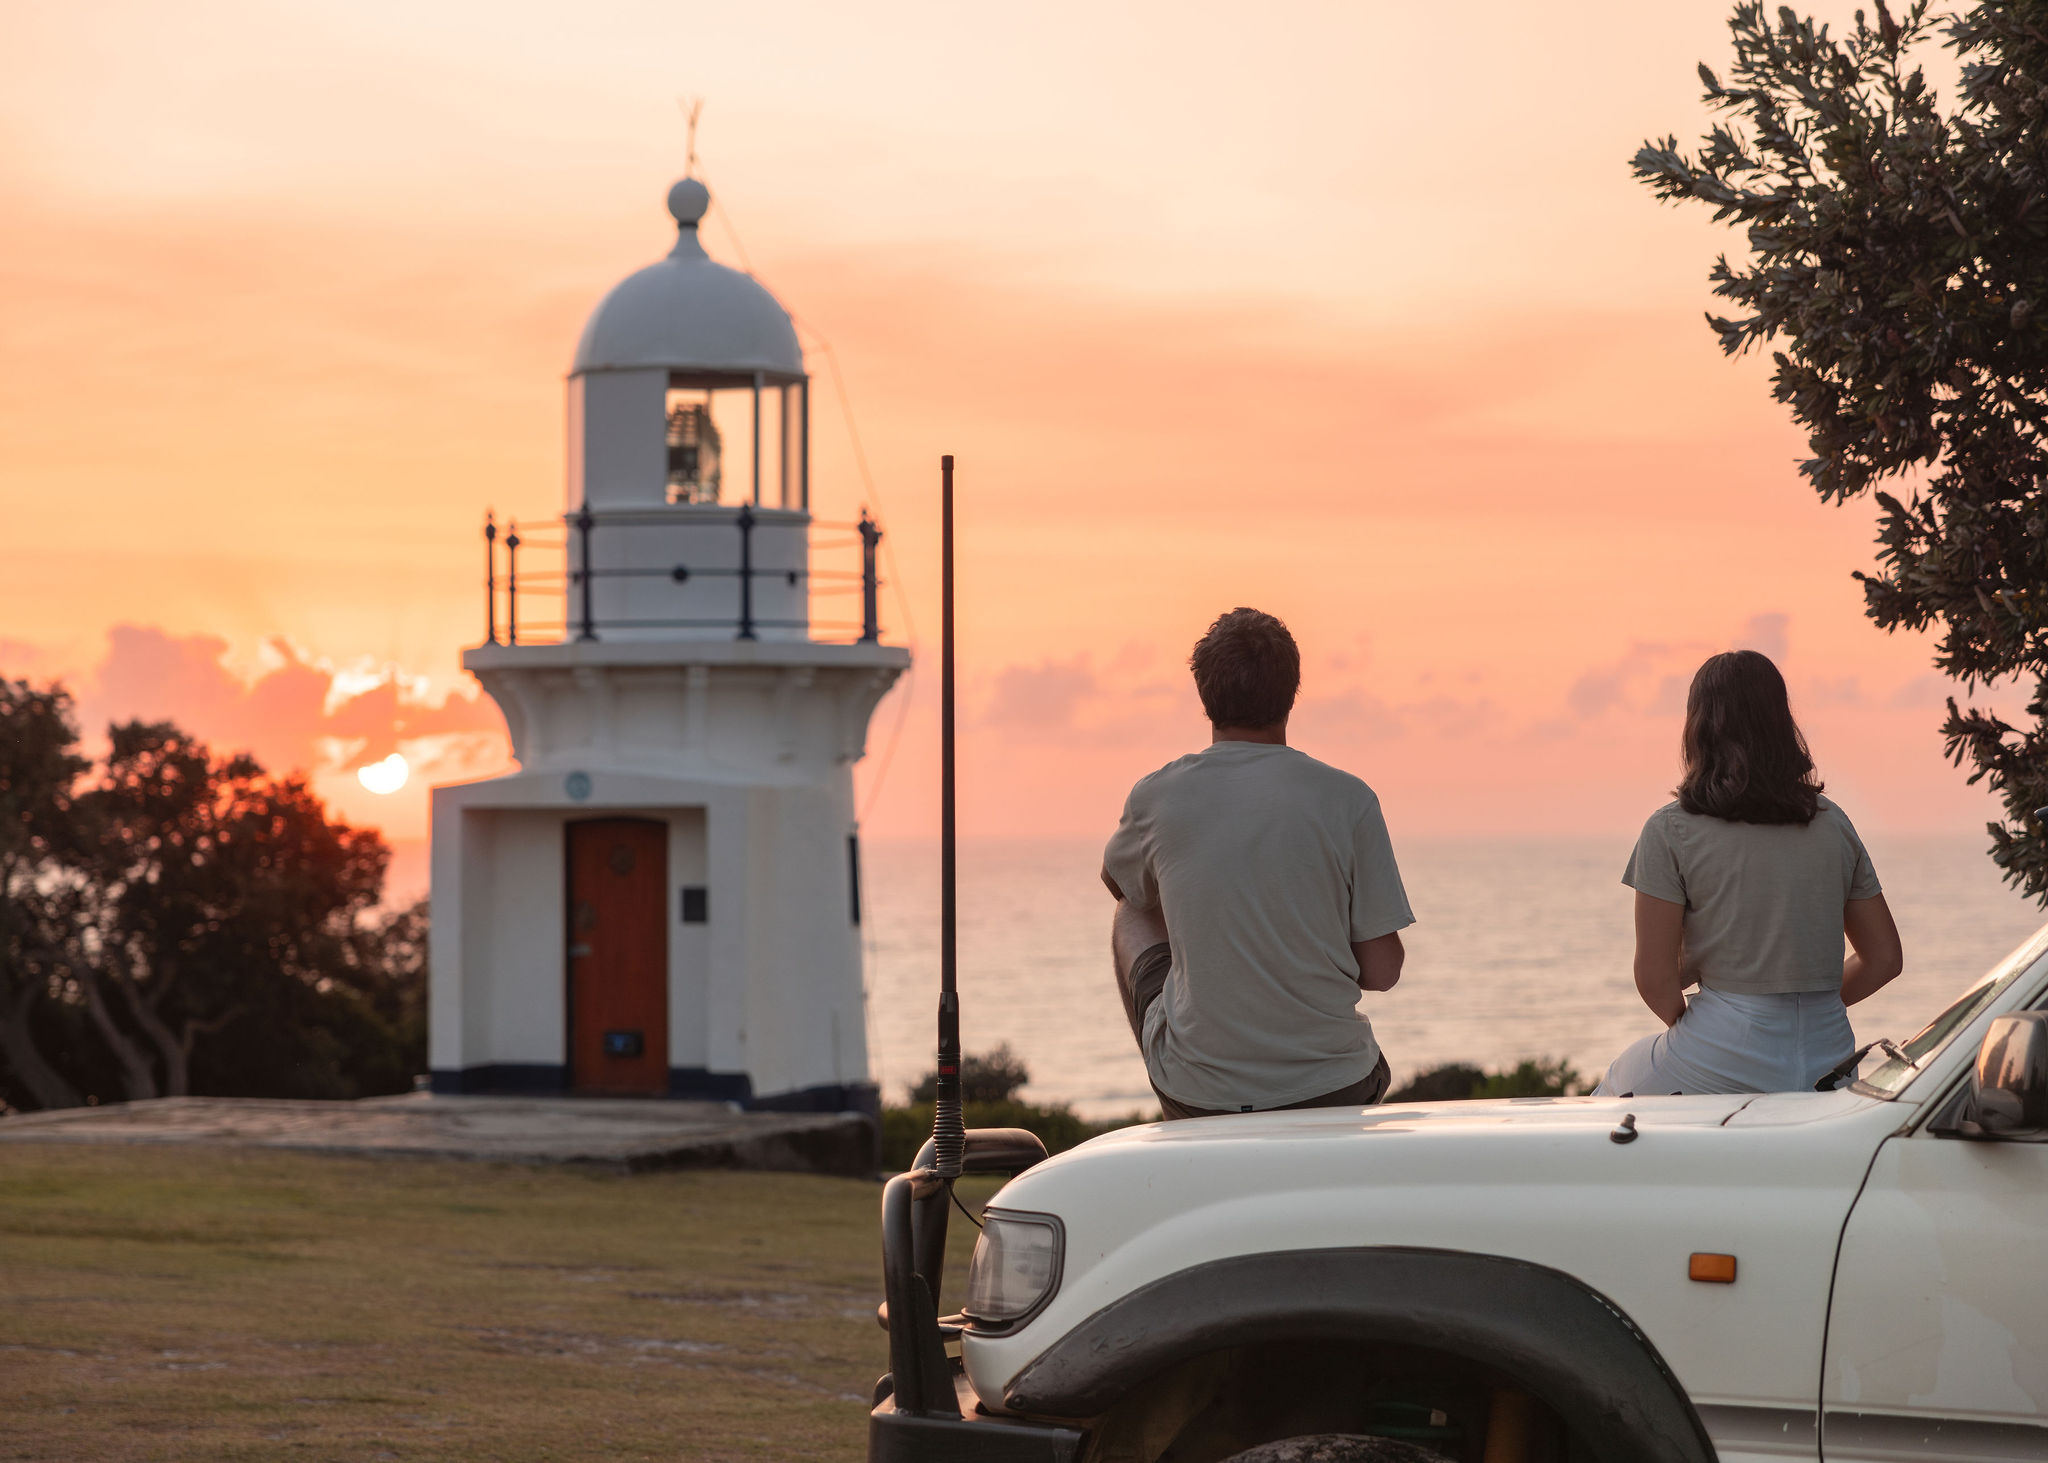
1689, 1253, 1738, 1284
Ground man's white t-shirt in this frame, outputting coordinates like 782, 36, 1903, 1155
1101, 740, 1414, 1112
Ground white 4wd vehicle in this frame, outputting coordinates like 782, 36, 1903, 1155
870, 931, 2048, 1463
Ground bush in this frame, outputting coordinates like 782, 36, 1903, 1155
879, 1099, 1153, 1172
905, 1043, 1031, 1105
1387, 1057, 1591, 1103
1384, 1063, 1487, 1103
885, 1046, 1154, 1170
1472, 1057, 1589, 1099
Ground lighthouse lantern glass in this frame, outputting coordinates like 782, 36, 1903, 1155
660, 378, 801, 509
665, 392, 723, 504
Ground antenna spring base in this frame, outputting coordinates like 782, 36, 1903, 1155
930, 1096, 965, 1179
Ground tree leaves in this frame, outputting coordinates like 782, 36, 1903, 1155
0, 682, 423, 1110
1641, 1, 2048, 900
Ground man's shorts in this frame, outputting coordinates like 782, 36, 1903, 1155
1118, 941, 1393, 1121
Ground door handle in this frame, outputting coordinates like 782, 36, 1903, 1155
568, 943, 592, 958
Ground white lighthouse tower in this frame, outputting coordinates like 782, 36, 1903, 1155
427, 174, 909, 1113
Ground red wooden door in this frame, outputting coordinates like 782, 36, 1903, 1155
566, 818, 668, 1095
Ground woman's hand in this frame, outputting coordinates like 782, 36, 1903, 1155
1633, 891, 1689, 1028
1841, 894, 1903, 1005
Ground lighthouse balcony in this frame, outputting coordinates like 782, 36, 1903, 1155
480, 502, 885, 647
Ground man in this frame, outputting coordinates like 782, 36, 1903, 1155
1101, 608, 1412, 1119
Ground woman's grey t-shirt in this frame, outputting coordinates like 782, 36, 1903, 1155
1102, 741, 1414, 1112
1623, 796, 1881, 996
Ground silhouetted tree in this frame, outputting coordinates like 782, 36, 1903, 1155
0, 682, 93, 1110
909, 1042, 1032, 1104
1636, 2, 2048, 898
0, 681, 425, 1111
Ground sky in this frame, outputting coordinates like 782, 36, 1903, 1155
0, 1, 2012, 898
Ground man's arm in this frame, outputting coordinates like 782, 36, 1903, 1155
1353, 932, 1403, 992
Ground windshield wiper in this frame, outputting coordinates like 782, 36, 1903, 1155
1815, 1039, 1922, 1092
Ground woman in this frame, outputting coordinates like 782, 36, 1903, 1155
1595, 650, 1904, 1097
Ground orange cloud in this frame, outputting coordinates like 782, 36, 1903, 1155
0, 627, 510, 864
72, 625, 502, 775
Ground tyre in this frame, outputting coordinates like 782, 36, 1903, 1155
1219, 1437, 1452, 1463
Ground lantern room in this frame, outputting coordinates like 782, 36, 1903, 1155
567, 177, 810, 515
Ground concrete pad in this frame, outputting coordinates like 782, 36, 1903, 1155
0, 1093, 876, 1177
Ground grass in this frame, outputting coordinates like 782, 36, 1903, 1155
0, 1145, 996, 1462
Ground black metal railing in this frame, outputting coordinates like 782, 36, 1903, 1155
481, 506, 884, 646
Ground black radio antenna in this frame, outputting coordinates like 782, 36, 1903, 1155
929, 454, 965, 1179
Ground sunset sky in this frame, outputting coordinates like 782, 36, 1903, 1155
0, 1, 2008, 897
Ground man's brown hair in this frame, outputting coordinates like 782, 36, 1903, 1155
1189, 608, 1300, 729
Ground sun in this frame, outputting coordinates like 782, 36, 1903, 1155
356, 752, 410, 796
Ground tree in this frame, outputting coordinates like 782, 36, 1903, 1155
0, 682, 93, 1109
908, 1042, 1032, 1104
0, 684, 425, 1111
1634, 1, 2048, 898
75, 722, 394, 1099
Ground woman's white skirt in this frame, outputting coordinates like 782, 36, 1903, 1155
1592, 988, 1855, 1097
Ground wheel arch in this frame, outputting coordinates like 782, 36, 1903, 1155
999, 1246, 1716, 1463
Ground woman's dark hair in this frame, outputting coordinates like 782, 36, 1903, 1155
1190, 608, 1300, 729
1677, 650, 1823, 825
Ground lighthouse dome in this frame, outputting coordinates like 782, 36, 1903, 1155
570, 177, 804, 380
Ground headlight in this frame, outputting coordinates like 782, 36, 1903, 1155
963, 1210, 1063, 1327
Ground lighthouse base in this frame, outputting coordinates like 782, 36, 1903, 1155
426, 1063, 878, 1118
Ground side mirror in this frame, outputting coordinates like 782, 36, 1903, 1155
1940, 1011, 2048, 1140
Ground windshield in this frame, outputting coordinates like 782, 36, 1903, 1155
1855, 924, 2048, 1098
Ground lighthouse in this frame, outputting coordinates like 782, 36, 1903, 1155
427, 175, 909, 1113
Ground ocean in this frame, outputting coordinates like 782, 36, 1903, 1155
859, 834, 2046, 1118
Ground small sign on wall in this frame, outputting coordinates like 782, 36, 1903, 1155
680, 886, 708, 923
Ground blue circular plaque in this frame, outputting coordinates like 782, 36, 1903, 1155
564, 771, 592, 801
